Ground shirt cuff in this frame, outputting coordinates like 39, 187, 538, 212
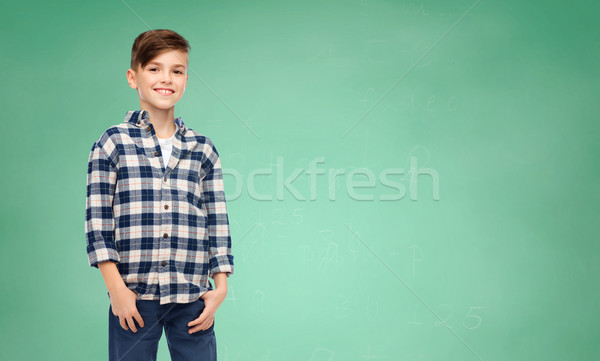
209, 254, 234, 278
88, 244, 120, 268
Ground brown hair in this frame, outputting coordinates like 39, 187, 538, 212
130, 29, 191, 71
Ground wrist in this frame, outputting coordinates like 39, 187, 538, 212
107, 282, 128, 295
213, 286, 227, 295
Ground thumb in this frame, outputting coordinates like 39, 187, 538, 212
188, 311, 206, 327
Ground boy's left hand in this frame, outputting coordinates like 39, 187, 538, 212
187, 288, 227, 334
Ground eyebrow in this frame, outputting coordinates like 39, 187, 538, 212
147, 61, 186, 68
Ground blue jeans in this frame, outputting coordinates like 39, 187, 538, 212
109, 298, 216, 361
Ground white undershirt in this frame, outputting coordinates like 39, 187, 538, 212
157, 122, 179, 169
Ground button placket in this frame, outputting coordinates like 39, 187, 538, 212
159, 164, 172, 289
160, 168, 167, 274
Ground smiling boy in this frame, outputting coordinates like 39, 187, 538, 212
85, 29, 234, 361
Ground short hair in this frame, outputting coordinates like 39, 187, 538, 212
130, 29, 191, 71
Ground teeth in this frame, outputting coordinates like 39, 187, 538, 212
156, 89, 173, 95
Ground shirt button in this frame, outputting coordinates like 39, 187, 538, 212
161, 261, 166, 267
164, 204, 169, 210
154, 151, 159, 156
163, 176, 168, 183
163, 233, 168, 238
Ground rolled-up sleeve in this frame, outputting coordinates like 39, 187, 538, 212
202, 140, 234, 278
85, 140, 120, 268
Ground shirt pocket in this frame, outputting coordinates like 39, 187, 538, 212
171, 164, 202, 203
171, 167, 208, 242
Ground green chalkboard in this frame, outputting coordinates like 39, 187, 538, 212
1, 0, 598, 360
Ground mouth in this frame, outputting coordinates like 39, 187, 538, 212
154, 88, 175, 96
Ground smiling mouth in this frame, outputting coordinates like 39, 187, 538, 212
155, 89, 175, 96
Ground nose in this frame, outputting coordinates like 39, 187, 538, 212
161, 71, 172, 84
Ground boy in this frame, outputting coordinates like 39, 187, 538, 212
85, 29, 234, 361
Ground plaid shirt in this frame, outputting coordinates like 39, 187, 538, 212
85, 110, 234, 304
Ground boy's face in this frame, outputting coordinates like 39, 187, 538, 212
127, 49, 189, 113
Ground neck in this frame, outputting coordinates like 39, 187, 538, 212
141, 106, 177, 139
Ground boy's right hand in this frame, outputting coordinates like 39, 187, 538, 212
109, 285, 145, 333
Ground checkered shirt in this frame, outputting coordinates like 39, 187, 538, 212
85, 110, 234, 304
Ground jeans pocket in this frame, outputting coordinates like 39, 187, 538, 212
191, 297, 215, 335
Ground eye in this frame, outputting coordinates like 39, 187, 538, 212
149, 68, 158, 72
174, 70, 183, 74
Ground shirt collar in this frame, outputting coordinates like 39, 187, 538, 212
123, 109, 188, 136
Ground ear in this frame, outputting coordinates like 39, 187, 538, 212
126, 69, 137, 89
